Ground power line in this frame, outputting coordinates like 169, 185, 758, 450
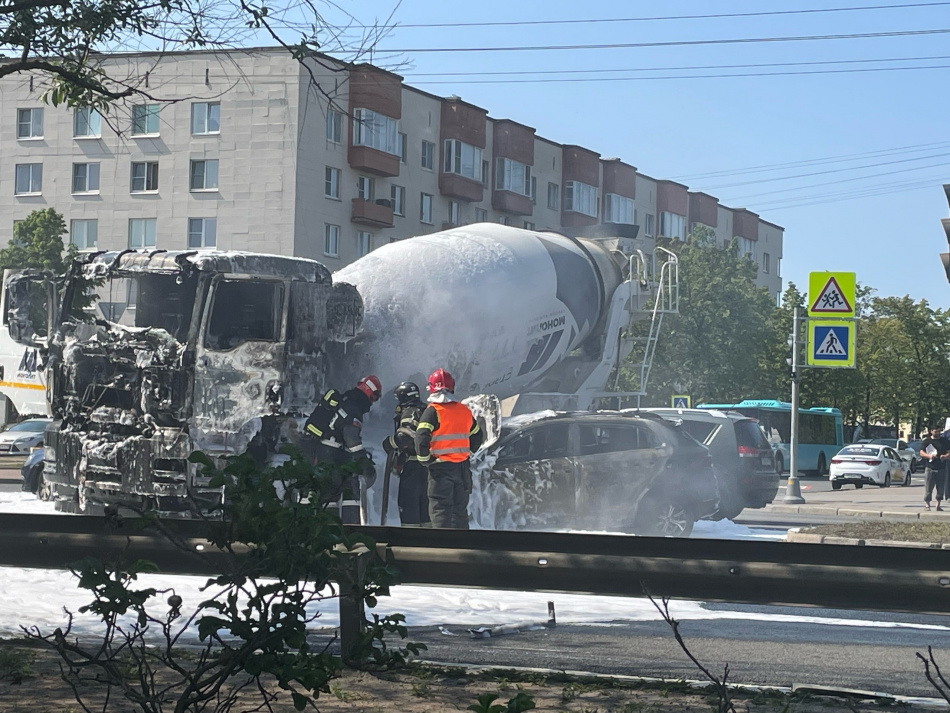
378, 27, 950, 55
411, 62, 950, 85
383, 2, 950, 29
755, 177, 944, 211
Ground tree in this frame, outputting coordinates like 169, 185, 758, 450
0, 0, 391, 111
0, 207, 74, 273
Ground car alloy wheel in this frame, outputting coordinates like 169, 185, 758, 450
638, 496, 694, 538
36, 470, 52, 502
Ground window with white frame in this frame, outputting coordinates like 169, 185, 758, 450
421, 140, 435, 170
326, 109, 343, 143
191, 102, 220, 135
129, 218, 157, 248
737, 236, 756, 259
643, 213, 655, 237
391, 185, 406, 216
524, 221, 535, 230
131, 162, 159, 192
420, 193, 433, 224
70, 219, 98, 250
14, 163, 42, 194
131, 104, 160, 135
398, 132, 407, 163
564, 180, 597, 217
776, 257, 782, 277
73, 107, 101, 138
443, 139, 482, 181
356, 231, 373, 257
324, 224, 340, 257
325, 167, 341, 199
762, 252, 771, 274
605, 194, 634, 224
190, 159, 219, 191
72, 163, 100, 193
547, 182, 560, 211
475, 208, 488, 222
530, 176, 537, 203
498, 215, 510, 226
356, 175, 374, 201
448, 200, 460, 225
495, 158, 532, 197
352, 107, 398, 155
188, 218, 217, 248
659, 211, 686, 240
17, 108, 43, 139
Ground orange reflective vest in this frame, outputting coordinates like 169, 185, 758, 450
429, 402, 475, 463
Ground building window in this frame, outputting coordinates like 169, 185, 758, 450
129, 218, 157, 248
762, 252, 771, 274
421, 140, 435, 170
605, 194, 634, 224
777, 257, 782, 277
356, 231, 373, 257
189, 159, 219, 191
498, 215, 510, 226
659, 212, 686, 240
16, 108, 43, 139
191, 102, 220, 135
443, 139, 482, 182
448, 200, 460, 225
564, 180, 597, 217
482, 160, 489, 187
352, 107, 398, 155
475, 208, 488, 222
325, 167, 341, 199
530, 176, 537, 203
131, 161, 159, 192
643, 213, 655, 237
131, 104, 160, 135
547, 182, 560, 211
398, 132, 407, 163
70, 219, 98, 250
324, 224, 340, 257
327, 109, 343, 143
495, 158, 532, 197
420, 193, 433, 224
188, 218, 217, 248
356, 175, 375, 201
14, 163, 42, 194
524, 221, 535, 230
73, 107, 101, 138
72, 163, 100, 193
391, 185, 406, 216
737, 236, 756, 259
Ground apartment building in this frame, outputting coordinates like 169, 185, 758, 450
0, 47, 783, 299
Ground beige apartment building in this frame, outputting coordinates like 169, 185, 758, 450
0, 47, 784, 299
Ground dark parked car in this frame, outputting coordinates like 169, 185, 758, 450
470, 410, 719, 537
20, 447, 50, 500
639, 408, 779, 520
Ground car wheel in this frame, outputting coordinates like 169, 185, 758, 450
36, 468, 52, 502
855, 483, 863, 489
775, 453, 784, 475
637, 496, 694, 537
831, 480, 842, 491
903, 469, 912, 487
883, 473, 891, 488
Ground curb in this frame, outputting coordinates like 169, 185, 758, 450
786, 529, 950, 548
767, 504, 950, 521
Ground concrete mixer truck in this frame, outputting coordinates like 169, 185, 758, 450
2, 224, 675, 514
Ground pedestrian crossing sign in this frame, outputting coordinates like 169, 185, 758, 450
672, 395, 690, 408
807, 320, 856, 368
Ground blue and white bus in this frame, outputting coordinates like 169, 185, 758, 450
697, 400, 844, 475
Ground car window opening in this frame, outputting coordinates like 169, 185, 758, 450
206, 280, 283, 351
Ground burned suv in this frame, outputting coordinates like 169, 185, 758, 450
4, 250, 361, 515
469, 410, 719, 537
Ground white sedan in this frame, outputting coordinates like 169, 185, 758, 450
829, 444, 909, 489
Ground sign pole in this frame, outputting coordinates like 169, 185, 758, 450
784, 305, 805, 504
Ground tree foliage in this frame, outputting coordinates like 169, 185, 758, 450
0, 207, 75, 273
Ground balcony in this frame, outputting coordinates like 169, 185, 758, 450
492, 190, 532, 216
439, 173, 484, 203
348, 145, 400, 177
351, 198, 394, 228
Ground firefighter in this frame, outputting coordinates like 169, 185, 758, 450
382, 381, 430, 527
414, 368, 483, 529
303, 374, 382, 524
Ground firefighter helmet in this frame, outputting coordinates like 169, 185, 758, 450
356, 375, 382, 402
426, 368, 455, 393
394, 381, 421, 405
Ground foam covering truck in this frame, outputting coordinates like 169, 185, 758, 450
3, 224, 673, 514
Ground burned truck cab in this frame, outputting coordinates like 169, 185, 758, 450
5, 250, 362, 515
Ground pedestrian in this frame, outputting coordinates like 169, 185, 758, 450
920, 424, 950, 511
414, 368, 483, 529
303, 374, 382, 524
382, 381, 430, 527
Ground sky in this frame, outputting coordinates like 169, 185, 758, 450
305, 0, 950, 307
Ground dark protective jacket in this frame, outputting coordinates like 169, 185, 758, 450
383, 398, 427, 462
304, 387, 373, 457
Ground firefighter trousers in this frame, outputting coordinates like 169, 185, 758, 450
427, 460, 471, 529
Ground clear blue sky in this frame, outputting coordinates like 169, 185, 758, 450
314, 0, 950, 306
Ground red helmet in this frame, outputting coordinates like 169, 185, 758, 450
427, 368, 455, 393
356, 375, 382, 402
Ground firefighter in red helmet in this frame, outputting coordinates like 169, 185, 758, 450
414, 368, 483, 528
303, 374, 381, 524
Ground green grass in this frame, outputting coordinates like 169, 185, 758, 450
801, 521, 950, 543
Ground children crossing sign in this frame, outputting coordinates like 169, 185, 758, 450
807, 320, 856, 368
808, 272, 856, 318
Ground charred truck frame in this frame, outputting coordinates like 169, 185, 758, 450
4, 250, 362, 515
